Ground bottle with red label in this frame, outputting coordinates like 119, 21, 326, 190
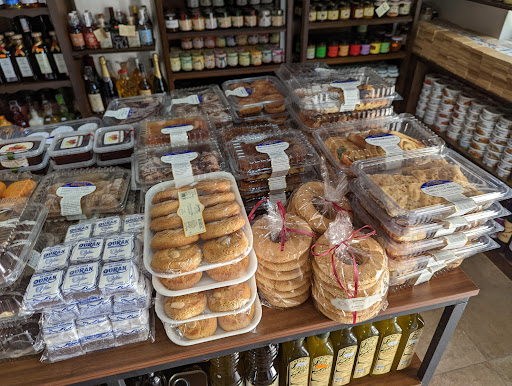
82, 11, 100, 50
68, 11, 85, 51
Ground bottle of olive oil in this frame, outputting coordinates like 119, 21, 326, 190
392, 313, 425, 371
282, 338, 310, 386
371, 318, 403, 377
352, 323, 379, 379
307, 333, 334, 386
330, 328, 358, 386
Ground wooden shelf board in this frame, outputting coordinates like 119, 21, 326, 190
466, 0, 512, 10
0, 6, 49, 17
351, 354, 421, 385
309, 16, 414, 30
1, 79, 71, 93
71, 45, 156, 58
167, 26, 286, 39
308, 51, 407, 64
0, 268, 478, 386
172, 64, 280, 80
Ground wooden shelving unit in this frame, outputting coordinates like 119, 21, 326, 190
466, 0, 512, 10
1, 79, 72, 93
0, 6, 50, 17
167, 26, 287, 39
70, 44, 156, 58
308, 51, 407, 65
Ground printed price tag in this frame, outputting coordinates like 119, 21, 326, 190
161, 124, 194, 147
93, 28, 108, 42
225, 87, 251, 97
441, 232, 468, 250
169, 95, 203, 108
330, 81, 361, 112
104, 107, 133, 120
269, 191, 287, 205
268, 175, 287, 191
56, 182, 96, 217
160, 151, 198, 188
420, 180, 477, 217
375, 1, 390, 17
177, 188, 206, 237
430, 249, 457, 263
330, 292, 382, 312
365, 133, 403, 154
414, 269, 434, 285
256, 140, 291, 194
433, 216, 469, 238
119, 25, 136, 37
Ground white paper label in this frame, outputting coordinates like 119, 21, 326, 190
99, 261, 136, 293
56, 182, 97, 217
268, 175, 287, 191
103, 235, 134, 262
161, 124, 193, 147
441, 232, 469, 250
53, 53, 68, 74
375, 1, 390, 17
414, 269, 434, 285
103, 130, 125, 145
104, 108, 134, 120
16, 56, 34, 77
37, 245, 72, 272
123, 214, 144, 233
420, 181, 477, 217
160, 150, 198, 188
170, 95, 202, 107
433, 216, 469, 238
1, 158, 29, 168
365, 133, 403, 154
25, 271, 64, 309
330, 292, 382, 312
60, 135, 83, 149
165, 19, 179, 29
255, 141, 290, 177
430, 250, 457, 263
70, 238, 104, 263
35, 53, 52, 74
225, 87, 251, 97
330, 81, 361, 112
0, 58, 17, 79
269, 191, 287, 205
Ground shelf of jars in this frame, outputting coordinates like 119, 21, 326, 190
1, 79, 71, 93
308, 15, 414, 29
70, 43, 157, 58
307, 50, 407, 64
167, 26, 286, 39
172, 63, 280, 79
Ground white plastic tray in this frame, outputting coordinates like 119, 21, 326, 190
155, 275, 257, 326
143, 171, 254, 279
164, 297, 262, 346
152, 248, 257, 296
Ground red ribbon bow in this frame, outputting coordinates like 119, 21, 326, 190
325, 198, 353, 214
248, 198, 316, 251
311, 225, 376, 324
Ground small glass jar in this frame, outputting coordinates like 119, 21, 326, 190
205, 11, 218, 29
251, 50, 262, 65
400, 0, 412, 15
218, 9, 232, 28
215, 50, 227, 68
232, 10, 244, 27
327, 40, 338, 57
316, 4, 328, 21
272, 48, 284, 63
236, 34, 248, 46
179, 12, 193, 31
259, 33, 269, 44
187, 0, 199, 7
388, 0, 400, 17
363, 1, 375, 18
360, 38, 371, 55
193, 36, 204, 49
240, 51, 251, 66
216, 36, 227, 47
259, 9, 272, 27
192, 52, 205, 71
236, 0, 247, 5
262, 48, 272, 63
307, 43, 316, 59
248, 34, 259, 45
327, 3, 339, 20
351, 2, 364, 19
272, 9, 284, 26
357, 24, 368, 34
165, 13, 179, 32
204, 35, 216, 48
226, 35, 236, 46
339, 1, 351, 20
200, 0, 212, 6
180, 52, 193, 71
309, 6, 317, 22
316, 41, 327, 58
349, 39, 361, 55
204, 49, 215, 69
380, 36, 391, 53
270, 32, 280, 44
391, 36, 403, 51
192, 11, 206, 31
338, 39, 349, 56
227, 50, 238, 66
170, 52, 181, 72
181, 38, 193, 50
245, 9, 258, 27
370, 36, 381, 54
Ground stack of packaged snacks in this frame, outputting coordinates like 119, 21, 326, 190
144, 172, 261, 345
350, 147, 512, 290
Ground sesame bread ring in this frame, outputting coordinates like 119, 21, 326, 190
150, 212, 182, 232
178, 317, 217, 340
200, 215, 246, 240
218, 303, 255, 332
164, 292, 207, 320
208, 283, 251, 312
258, 249, 310, 271
258, 280, 310, 299
293, 182, 353, 234
159, 272, 202, 290
151, 244, 202, 273
260, 289, 310, 308
203, 230, 249, 263
253, 213, 313, 264
150, 200, 179, 219
207, 255, 249, 282
256, 263, 312, 281
255, 271, 311, 292
203, 201, 241, 223
151, 179, 232, 204
150, 228, 200, 249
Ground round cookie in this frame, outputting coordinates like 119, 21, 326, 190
208, 283, 251, 312
200, 192, 236, 208
203, 201, 241, 223
164, 292, 207, 320
150, 200, 179, 219
159, 272, 202, 290
207, 256, 249, 282
255, 271, 311, 292
152, 179, 232, 203
203, 230, 249, 263
178, 317, 218, 340
200, 215, 245, 240
256, 263, 311, 281
151, 228, 199, 249
258, 249, 310, 271
218, 303, 255, 332
260, 290, 310, 308
151, 244, 202, 273
258, 280, 310, 299
150, 212, 182, 232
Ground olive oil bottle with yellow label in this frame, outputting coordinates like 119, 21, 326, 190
330, 328, 358, 386
307, 333, 334, 386
371, 318, 402, 377
392, 313, 425, 371
282, 338, 310, 386
352, 323, 379, 379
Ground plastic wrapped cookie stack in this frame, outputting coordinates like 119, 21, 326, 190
350, 147, 512, 291
145, 172, 261, 346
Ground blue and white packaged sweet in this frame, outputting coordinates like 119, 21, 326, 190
45, 303, 80, 324
78, 295, 113, 319
99, 261, 138, 296
70, 238, 104, 264
36, 244, 72, 272
102, 234, 136, 262
64, 222, 94, 243
45, 339, 85, 362
24, 271, 64, 310
93, 216, 122, 237
62, 262, 100, 301
113, 276, 152, 313
42, 320, 79, 347
76, 315, 115, 353
111, 309, 150, 345
123, 214, 144, 233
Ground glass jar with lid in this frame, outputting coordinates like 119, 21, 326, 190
316, 40, 327, 58
216, 35, 227, 47
338, 38, 349, 56
205, 11, 218, 29
327, 2, 339, 20
258, 33, 269, 44
193, 36, 204, 49
215, 49, 227, 68
259, 9, 272, 27
248, 34, 259, 45
192, 52, 205, 71
307, 43, 316, 59
232, 10, 244, 27
226, 35, 236, 46
245, 8, 258, 27
363, 1, 375, 19
226, 49, 238, 66
391, 36, 403, 51
180, 52, 193, 71
165, 13, 179, 32
380, 34, 391, 53
179, 11, 192, 31
205, 35, 216, 48
309, 5, 317, 22
272, 48, 283, 63
240, 51, 251, 66
272, 9, 284, 26
251, 50, 262, 65
270, 32, 280, 44
360, 38, 371, 55
388, 0, 400, 17
316, 4, 328, 21
349, 39, 361, 55
236, 34, 248, 46
218, 9, 232, 28
262, 48, 272, 63
170, 51, 181, 72
213, 0, 225, 6
400, 0, 412, 15
181, 38, 193, 50
327, 40, 338, 57
351, 1, 364, 19
370, 35, 381, 54
192, 10, 205, 31
204, 49, 215, 69
339, 1, 351, 20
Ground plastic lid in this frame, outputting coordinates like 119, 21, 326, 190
93, 125, 135, 154
103, 94, 166, 126
48, 129, 94, 159
140, 115, 213, 148
275, 63, 331, 82
0, 136, 46, 162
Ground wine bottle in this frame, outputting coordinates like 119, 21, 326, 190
84, 65, 105, 114
12, 34, 37, 81
0, 34, 20, 83
152, 53, 167, 93
99, 56, 117, 105
82, 10, 100, 49
31, 31, 58, 80
138, 63, 152, 96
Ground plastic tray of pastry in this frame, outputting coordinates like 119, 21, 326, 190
221, 76, 288, 119
275, 62, 331, 82
0, 135, 48, 172
0, 291, 33, 323
314, 114, 445, 176
133, 140, 227, 189
0, 125, 22, 141
232, 112, 289, 126
152, 249, 257, 296
0, 314, 44, 360
350, 147, 512, 225
0, 172, 39, 201
238, 170, 318, 197
22, 118, 103, 146
165, 85, 232, 126
164, 297, 261, 346
138, 115, 213, 148
102, 93, 166, 127
143, 171, 254, 279
225, 129, 320, 179
93, 125, 135, 164
32, 167, 131, 220
218, 122, 282, 145
154, 275, 257, 326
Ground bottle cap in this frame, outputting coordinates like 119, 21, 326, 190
317, 332, 330, 339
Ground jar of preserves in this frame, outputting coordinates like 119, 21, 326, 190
272, 48, 284, 63
349, 39, 361, 55
205, 35, 216, 48
357, 24, 368, 34
307, 43, 316, 59
316, 4, 328, 21
338, 39, 349, 56
193, 36, 204, 49
192, 11, 205, 31
388, 0, 400, 17
179, 12, 192, 31
227, 50, 238, 66
218, 9, 232, 28
316, 41, 327, 58
165, 13, 179, 32
352, 2, 364, 19
339, 1, 351, 20
391, 36, 403, 51
370, 36, 381, 54
236, 34, 248, 45
216, 36, 227, 47
270, 32, 280, 44
251, 50, 262, 65
272, 9, 284, 26
309, 6, 317, 22
226, 35, 236, 46
400, 0, 412, 15
258, 33, 269, 44
192, 52, 205, 71
205, 11, 218, 29
180, 52, 193, 71
248, 34, 259, 45
204, 49, 215, 68
363, 1, 375, 18
327, 3, 339, 20
181, 38, 193, 50
215, 50, 227, 68
245, 8, 258, 27
380, 35, 391, 53
232, 10, 244, 27
259, 9, 272, 27
327, 40, 338, 57
170, 52, 181, 72
360, 38, 371, 55
262, 48, 272, 63
240, 51, 251, 66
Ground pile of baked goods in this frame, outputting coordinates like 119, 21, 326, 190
103, 94, 166, 127
141, 116, 212, 147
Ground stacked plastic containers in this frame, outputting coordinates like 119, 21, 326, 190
144, 172, 261, 345
350, 147, 512, 291
21, 215, 152, 362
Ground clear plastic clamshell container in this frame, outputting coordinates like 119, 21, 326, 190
314, 114, 444, 175
33, 167, 131, 220
225, 129, 320, 179
165, 85, 232, 126
218, 122, 281, 146
238, 170, 318, 198
102, 93, 166, 127
0, 292, 33, 323
49, 129, 94, 166
351, 147, 512, 225
0, 125, 22, 141
275, 62, 331, 82
133, 140, 227, 189
93, 125, 135, 165
0, 314, 43, 360
0, 136, 48, 172
22, 117, 103, 146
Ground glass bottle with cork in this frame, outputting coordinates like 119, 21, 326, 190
138, 6, 153, 46
99, 56, 117, 106
82, 10, 100, 50
126, 16, 141, 48
282, 338, 310, 386
67, 11, 85, 51
392, 314, 424, 371
31, 31, 58, 80
0, 34, 20, 83
246, 344, 280, 386
84, 65, 105, 114
331, 328, 358, 386
55, 93, 74, 121
110, 8, 129, 49
9, 100, 28, 128
12, 34, 37, 81
307, 333, 334, 385
49, 31, 68, 79
370, 318, 403, 377
210, 352, 245, 386
352, 323, 379, 379
137, 63, 152, 96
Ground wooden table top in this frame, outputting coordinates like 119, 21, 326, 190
1, 267, 479, 386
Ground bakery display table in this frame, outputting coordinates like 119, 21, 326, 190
1, 267, 478, 386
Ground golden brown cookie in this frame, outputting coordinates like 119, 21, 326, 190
218, 303, 255, 332
159, 272, 203, 290
203, 230, 250, 263
151, 244, 202, 273
207, 256, 249, 282
150, 200, 180, 219
260, 289, 310, 308
152, 180, 232, 204
164, 292, 207, 320
200, 215, 246, 240
178, 317, 218, 340
255, 271, 311, 292
256, 263, 312, 281
150, 212, 182, 232
203, 201, 241, 223
258, 280, 310, 299
208, 283, 251, 312
258, 249, 310, 271
151, 228, 200, 249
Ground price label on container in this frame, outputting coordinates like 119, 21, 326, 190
56, 182, 96, 217
420, 180, 477, 217
365, 133, 403, 154
433, 216, 469, 238
104, 107, 133, 120
160, 151, 198, 188
256, 140, 290, 194
119, 25, 136, 37
225, 87, 251, 97
161, 124, 193, 147
330, 81, 361, 112
170, 95, 203, 106
441, 232, 469, 250
177, 188, 206, 237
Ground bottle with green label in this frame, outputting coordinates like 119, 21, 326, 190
392, 313, 425, 371
371, 318, 403, 377
352, 323, 379, 379
282, 338, 310, 386
307, 333, 334, 386
330, 328, 358, 386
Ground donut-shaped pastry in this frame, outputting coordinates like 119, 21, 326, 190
218, 303, 255, 331
164, 292, 207, 320
259, 280, 310, 299
203, 230, 249, 263
150, 212, 182, 232
150, 228, 199, 249
151, 244, 202, 272
208, 283, 251, 312
255, 271, 311, 292
256, 263, 312, 281
178, 317, 217, 340
258, 249, 310, 272
260, 289, 310, 308
150, 200, 179, 219
159, 272, 202, 290
200, 215, 246, 240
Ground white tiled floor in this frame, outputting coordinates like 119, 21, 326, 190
415, 253, 512, 385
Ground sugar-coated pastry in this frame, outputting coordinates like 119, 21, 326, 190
150, 228, 199, 249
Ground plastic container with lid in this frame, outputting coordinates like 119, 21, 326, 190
103, 94, 166, 127
0, 136, 47, 172
0, 292, 34, 324
314, 114, 445, 175
93, 125, 135, 165
0, 125, 22, 141
350, 147, 512, 225
49, 129, 94, 166
275, 62, 331, 82
0, 315, 44, 360
24, 117, 103, 146
50, 153, 97, 171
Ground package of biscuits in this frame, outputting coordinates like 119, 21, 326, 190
314, 114, 445, 176
351, 147, 512, 225
0, 314, 44, 360
165, 84, 233, 127
133, 141, 227, 189
0, 172, 38, 200
93, 125, 135, 167
311, 214, 389, 324
33, 167, 131, 220
103, 93, 166, 127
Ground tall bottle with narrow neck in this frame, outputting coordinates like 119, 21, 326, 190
27, 98, 43, 127
307, 333, 334, 386
246, 344, 280, 386
99, 56, 117, 105
152, 53, 167, 93
282, 338, 310, 386
210, 352, 245, 386
330, 328, 358, 386
371, 318, 403, 377
352, 323, 379, 379
392, 313, 424, 371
